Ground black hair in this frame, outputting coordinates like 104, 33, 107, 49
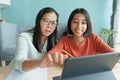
33, 7, 59, 53
67, 8, 92, 37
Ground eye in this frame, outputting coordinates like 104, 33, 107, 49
72, 20, 79, 24
82, 21, 87, 24
43, 18, 50, 23
52, 22, 57, 25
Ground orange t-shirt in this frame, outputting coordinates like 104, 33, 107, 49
48, 33, 114, 57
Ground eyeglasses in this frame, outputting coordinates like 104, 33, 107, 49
41, 18, 58, 27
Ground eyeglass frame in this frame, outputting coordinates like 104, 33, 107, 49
41, 18, 58, 27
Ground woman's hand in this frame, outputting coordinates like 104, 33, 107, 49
39, 52, 68, 68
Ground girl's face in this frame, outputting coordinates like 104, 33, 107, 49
71, 13, 87, 37
40, 12, 57, 37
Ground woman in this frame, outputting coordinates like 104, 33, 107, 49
9, 7, 59, 72
41, 8, 114, 66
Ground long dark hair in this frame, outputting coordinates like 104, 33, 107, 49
33, 7, 59, 53
67, 8, 92, 37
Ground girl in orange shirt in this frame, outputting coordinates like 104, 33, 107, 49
39, 8, 114, 67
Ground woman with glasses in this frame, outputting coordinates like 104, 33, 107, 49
9, 7, 59, 72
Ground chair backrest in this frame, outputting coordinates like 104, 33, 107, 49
0, 22, 17, 53
57, 24, 67, 39
0, 22, 17, 61
17, 24, 34, 34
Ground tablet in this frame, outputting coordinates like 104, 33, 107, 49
53, 52, 120, 80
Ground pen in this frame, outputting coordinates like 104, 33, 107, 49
62, 50, 74, 58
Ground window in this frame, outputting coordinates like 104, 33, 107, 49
113, 0, 120, 51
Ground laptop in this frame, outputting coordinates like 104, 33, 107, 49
53, 52, 120, 80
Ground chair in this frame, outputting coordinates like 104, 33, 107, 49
0, 22, 17, 66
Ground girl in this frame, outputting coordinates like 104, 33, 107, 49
42, 8, 114, 66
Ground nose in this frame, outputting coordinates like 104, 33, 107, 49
47, 22, 52, 27
77, 22, 82, 29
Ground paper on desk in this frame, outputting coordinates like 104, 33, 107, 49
6, 68, 47, 80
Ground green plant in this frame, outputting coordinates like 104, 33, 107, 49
99, 28, 117, 47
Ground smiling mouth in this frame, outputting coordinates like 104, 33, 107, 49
75, 29, 83, 33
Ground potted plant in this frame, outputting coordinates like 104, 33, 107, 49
99, 28, 117, 47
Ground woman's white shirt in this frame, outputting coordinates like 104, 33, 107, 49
9, 32, 47, 72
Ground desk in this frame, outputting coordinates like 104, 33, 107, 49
0, 63, 120, 80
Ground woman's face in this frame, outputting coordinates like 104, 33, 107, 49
40, 12, 57, 37
71, 13, 87, 37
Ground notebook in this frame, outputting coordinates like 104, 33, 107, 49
6, 68, 47, 80
53, 52, 120, 80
